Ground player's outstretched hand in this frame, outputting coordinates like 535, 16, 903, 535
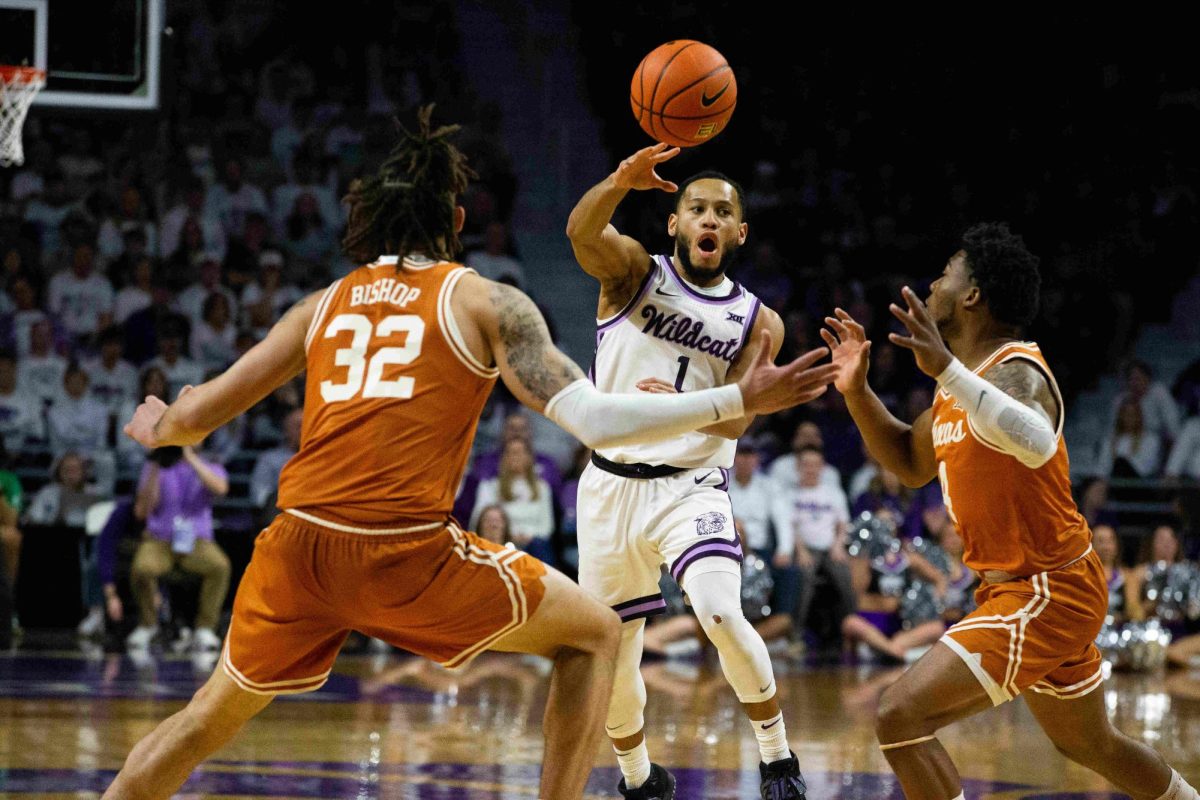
737, 330, 837, 415
820, 307, 872, 394
123, 394, 168, 449
888, 285, 953, 378
612, 142, 681, 193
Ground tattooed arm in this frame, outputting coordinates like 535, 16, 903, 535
125, 290, 319, 448
467, 276, 836, 449
936, 356, 1059, 468
981, 360, 1060, 428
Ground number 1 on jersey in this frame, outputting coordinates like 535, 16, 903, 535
320, 313, 425, 402
674, 356, 690, 392
937, 460, 960, 528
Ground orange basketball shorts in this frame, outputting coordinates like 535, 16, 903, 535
222, 512, 547, 695
941, 548, 1107, 705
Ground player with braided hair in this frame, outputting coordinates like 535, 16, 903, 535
101, 106, 837, 800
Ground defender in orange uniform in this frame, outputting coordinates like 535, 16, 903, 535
102, 107, 838, 800
822, 223, 1197, 800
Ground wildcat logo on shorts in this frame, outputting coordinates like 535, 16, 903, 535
695, 511, 727, 536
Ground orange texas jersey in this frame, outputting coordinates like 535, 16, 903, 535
277, 256, 498, 526
930, 341, 1091, 576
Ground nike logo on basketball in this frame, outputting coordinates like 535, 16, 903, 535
695, 471, 714, 484
760, 718, 780, 730
701, 82, 731, 107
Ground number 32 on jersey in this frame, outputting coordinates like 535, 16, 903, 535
320, 313, 424, 402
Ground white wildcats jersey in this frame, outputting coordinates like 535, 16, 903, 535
591, 254, 762, 469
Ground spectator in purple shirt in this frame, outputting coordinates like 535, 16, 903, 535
125, 444, 230, 653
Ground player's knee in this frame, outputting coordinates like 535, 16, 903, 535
567, 598, 621, 656
875, 684, 927, 740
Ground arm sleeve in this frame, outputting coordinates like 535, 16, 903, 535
936, 358, 1058, 469
543, 380, 743, 451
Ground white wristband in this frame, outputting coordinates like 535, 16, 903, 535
543, 380, 743, 450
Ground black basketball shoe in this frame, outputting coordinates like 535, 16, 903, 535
616, 763, 676, 800
759, 750, 807, 799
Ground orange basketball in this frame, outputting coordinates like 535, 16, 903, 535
630, 40, 736, 148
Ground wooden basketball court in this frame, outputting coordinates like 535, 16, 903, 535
2, 648, 1197, 798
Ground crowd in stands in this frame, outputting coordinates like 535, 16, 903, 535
0, 1, 1198, 666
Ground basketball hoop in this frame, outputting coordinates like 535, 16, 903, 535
0, 66, 46, 168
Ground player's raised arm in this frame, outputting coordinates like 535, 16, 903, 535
465, 275, 836, 450
565, 143, 678, 282
820, 307, 938, 488
124, 290, 321, 448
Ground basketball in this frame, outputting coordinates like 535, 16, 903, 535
630, 40, 737, 148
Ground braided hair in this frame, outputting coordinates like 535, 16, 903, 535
342, 105, 477, 265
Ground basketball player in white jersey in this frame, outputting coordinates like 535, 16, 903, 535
567, 143, 809, 800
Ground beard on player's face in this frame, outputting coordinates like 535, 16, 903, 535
675, 231, 739, 284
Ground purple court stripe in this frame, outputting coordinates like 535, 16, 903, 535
616, 599, 668, 621
597, 259, 657, 332
671, 544, 743, 584
660, 254, 744, 304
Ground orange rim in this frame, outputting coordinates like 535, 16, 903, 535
0, 66, 46, 84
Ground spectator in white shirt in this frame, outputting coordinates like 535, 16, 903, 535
22, 172, 76, 255
205, 157, 268, 240
0, 350, 44, 452
158, 175, 225, 261
240, 250, 303, 338
47, 364, 115, 494
470, 438, 556, 566
175, 252, 238, 327
82, 327, 138, 427
147, 322, 205, 400
249, 408, 301, 519
768, 420, 842, 490
1110, 360, 1182, 445
465, 221, 527, 287
97, 185, 158, 266
116, 366, 168, 471
113, 256, 156, 324
729, 440, 799, 643
47, 243, 115, 344
771, 445, 855, 640
1164, 416, 1200, 481
17, 318, 67, 408
1097, 399, 1162, 479
47, 364, 109, 458
270, 155, 342, 237
190, 292, 238, 372
5, 276, 46, 357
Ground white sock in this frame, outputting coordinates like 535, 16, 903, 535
753, 712, 790, 763
1157, 769, 1200, 800
615, 740, 651, 789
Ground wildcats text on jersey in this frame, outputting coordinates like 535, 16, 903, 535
639, 303, 740, 362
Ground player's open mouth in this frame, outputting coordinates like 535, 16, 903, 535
697, 234, 719, 254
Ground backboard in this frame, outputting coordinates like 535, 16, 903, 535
0, 0, 163, 111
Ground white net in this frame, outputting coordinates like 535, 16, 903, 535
0, 67, 46, 168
